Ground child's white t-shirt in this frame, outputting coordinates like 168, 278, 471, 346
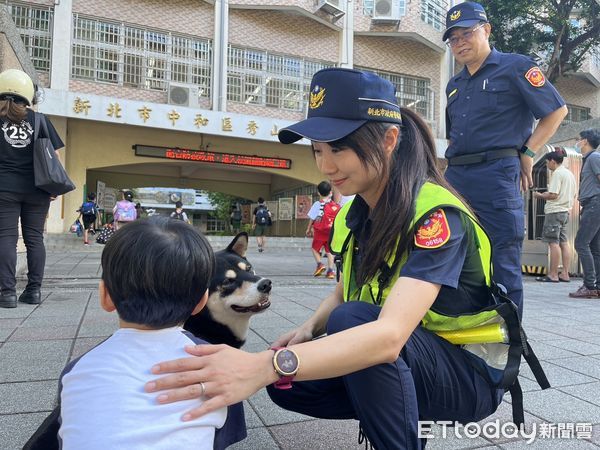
59, 327, 227, 450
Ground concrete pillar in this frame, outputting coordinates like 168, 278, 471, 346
49, 0, 72, 91
212, 0, 229, 111
339, 0, 354, 68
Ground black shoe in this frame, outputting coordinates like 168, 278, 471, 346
0, 293, 17, 308
19, 289, 41, 305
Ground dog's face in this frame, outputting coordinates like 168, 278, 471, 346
208, 232, 271, 316
184, 232, 271, 347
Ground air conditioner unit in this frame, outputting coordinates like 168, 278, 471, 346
316, 0, 345, 17
168, 83, 200, 108
373, 0, 402, 22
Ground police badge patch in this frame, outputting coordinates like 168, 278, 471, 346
414, 209, 451, 249
525, 67, 546, 88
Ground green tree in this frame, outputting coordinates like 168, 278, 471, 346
480, 0, 600, 82
206, 191, 243, 233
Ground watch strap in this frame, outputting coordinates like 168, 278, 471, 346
520, 145, 536, 158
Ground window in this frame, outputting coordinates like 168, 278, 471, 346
206, 215, 226, 233
565, 104, 591, 123
356, 67, 433, 121
7, 2, 53, 73
421, 0, 447, 31
71, 15, 212, 96
227, 45, 333, 111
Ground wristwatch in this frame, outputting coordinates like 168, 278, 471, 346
519, 145, 536, 158
270, 347, 300, 390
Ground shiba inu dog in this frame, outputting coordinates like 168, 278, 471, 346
184, 232, 271, 348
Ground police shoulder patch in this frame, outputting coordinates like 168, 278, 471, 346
414, 209, 451, 249
525, 67, 546, 88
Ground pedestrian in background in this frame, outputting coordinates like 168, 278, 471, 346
0, 69, 64, 308
533, 149, 576, 283
170, 201, 190, 224
77, 192, 99, 247
230, 205, 242, 234
306, 181, 339, 279
443, 1, 567, 316
252, 197, 271, 252
113, 191, 137, 231
570, 129, 600, 299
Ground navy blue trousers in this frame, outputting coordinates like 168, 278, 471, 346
445, 157, 524, 317
267, 302, 501, 450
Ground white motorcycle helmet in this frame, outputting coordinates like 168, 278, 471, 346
0, 69, 35, 106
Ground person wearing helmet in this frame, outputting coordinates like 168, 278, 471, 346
0, 69, 65, 309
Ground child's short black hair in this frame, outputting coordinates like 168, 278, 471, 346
175, 200, 183, 209
257, 197, 265, 204
101, 217, 215, 328
87, 192, 96, 201
317, 181, 332, 197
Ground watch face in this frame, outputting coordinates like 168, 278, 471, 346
275, 349, 299, 376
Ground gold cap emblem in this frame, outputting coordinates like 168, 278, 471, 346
450, 10, 461, 21
309, 85, 326, 110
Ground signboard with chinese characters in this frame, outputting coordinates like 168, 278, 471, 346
241, 204, 252, 224
266, 201, 278, 222
278, 198, 293, 221
96, 181, 106, 209
133, 145, 291, 170
295, 195, 312, 220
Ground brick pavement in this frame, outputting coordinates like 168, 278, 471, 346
2, 239, 600, 449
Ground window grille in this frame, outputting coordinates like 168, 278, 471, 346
356, 67, 433, 121
71, 14, 212, 96
565, 104, 591, 123
227, 45, 333, 111
6, 2, 53, 73
420, 0, 447, 31
206, 215, 226, 233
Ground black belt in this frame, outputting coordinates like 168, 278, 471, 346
447, 148, 519, 166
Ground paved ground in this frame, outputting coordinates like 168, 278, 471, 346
2, 237, 600, 449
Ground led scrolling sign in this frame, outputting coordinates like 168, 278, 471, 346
133, 145, 292, 170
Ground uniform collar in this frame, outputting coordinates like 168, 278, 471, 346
455, 48, 500, 80
345, 195, 370, 236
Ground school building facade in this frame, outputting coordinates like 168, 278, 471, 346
1, 0, 599, 233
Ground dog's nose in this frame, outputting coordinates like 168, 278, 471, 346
257, 278, 272, 294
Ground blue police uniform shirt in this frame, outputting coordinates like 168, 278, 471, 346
445, 49, 565, 158
346, 197, 492, 314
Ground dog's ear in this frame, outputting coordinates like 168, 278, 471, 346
227, 232, 248, 257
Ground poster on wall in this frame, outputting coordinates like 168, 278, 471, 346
266, 201, 278, 222
103, 188, 117, 211
96, 181, 106, 209
278, 198, 293, 221
241, 204, 252, 224
295, 195, 311, 220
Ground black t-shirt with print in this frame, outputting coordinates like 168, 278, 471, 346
0, 109, 64, 194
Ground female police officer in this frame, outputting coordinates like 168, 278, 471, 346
146, 69, 542, 448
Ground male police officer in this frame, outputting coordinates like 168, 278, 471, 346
443, 2, 567, 317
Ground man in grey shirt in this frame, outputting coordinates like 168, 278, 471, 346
570, 129, 600, 298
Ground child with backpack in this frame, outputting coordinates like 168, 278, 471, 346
112, 191, 137, 231
170, 201, 191, 224
306, 181, 340, 278
77, 192, 99, 246
252, 197, 271, 252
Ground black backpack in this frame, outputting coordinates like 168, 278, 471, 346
255, 206, 269, 225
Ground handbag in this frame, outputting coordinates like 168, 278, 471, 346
95, 226, 115, 245
33, 112, 75, 196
